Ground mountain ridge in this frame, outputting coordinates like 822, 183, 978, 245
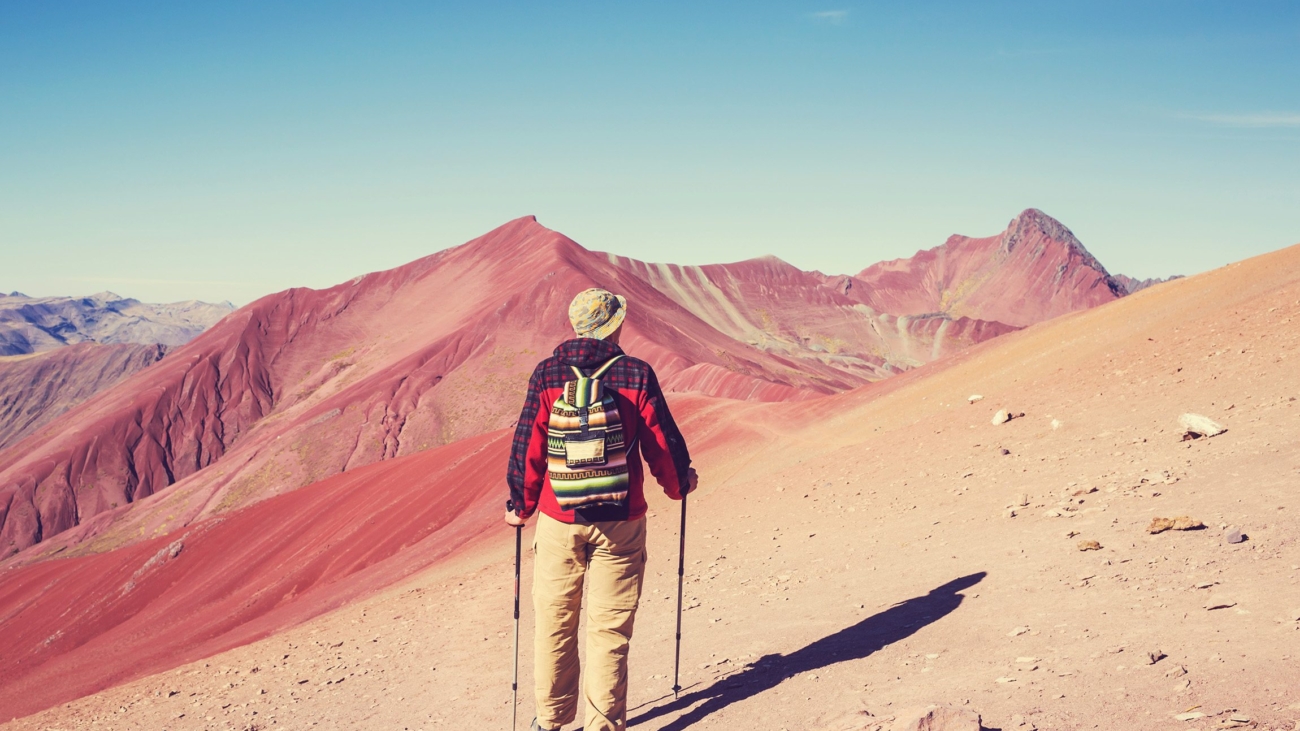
0, 211, 1136, 563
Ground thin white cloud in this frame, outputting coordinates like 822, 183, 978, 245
1185, 112, 1300, 128
810, 10, 849, 24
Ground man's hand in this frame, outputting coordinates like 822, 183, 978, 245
504, 510, 527, 527
685, 467, 699, 495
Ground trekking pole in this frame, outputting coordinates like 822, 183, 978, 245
672, 491, 687, 699
509, 502, 523, 731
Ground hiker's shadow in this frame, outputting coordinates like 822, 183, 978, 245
630, 571, 987, 730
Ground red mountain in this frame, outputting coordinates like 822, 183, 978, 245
0, 214, 1120, 562
848, 209, 1125, 327
0, 217, 1024, 562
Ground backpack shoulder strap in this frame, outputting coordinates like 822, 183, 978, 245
566, 355, 623, 410
590, 355, 623, 379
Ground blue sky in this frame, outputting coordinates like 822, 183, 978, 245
1, 1, 1297, 304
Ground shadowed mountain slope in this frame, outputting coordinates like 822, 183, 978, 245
0, 344, 168, 450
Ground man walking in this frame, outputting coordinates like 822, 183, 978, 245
506, 288, 696, 731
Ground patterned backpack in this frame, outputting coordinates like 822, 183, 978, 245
547, 355, 630, 510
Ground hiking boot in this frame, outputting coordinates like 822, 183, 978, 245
530, 719, 561, 731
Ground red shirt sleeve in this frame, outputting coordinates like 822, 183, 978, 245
634, 370, 691, 500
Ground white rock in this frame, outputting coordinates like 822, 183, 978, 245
968, 394, 984, 403
991, 410, 1010, 425
1178, 413, 1226, 438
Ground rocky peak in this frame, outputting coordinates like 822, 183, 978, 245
999, 208, 1113, 279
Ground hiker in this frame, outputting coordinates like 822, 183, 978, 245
505, 288, 697, 731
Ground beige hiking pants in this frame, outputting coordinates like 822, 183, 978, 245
533, 512, 647, 731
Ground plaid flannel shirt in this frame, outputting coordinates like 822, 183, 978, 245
507, 338, 691, 523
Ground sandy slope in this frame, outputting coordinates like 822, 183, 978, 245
5, 243, 1300, 731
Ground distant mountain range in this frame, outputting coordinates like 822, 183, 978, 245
0, 291, 234, 356
0, 208, 1178, 561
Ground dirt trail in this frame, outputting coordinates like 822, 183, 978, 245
6, 245, 1300, 730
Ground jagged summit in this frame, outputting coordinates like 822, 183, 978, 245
852, 208, 1125, 327
999, 208, 1111, 276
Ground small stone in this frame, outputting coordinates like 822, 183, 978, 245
1165, 664, 1187, 678
1008, 626, 1030, 637
969, 394, 984, 403
1043, 509, 1062, 518
1050, 419, 1062, 430
1179, 413, 1226, 440
1003, 509, 1017, 519
893, 705, 982, 731
1017, 493, 1030, 507
1077, 540, 1102, 551
1146, 650, 1165, 665
1000, 448, 1012, 455
1015, 656, 1038, 663
992, 410, 1010, 425
1205, 596, 1237, 610
1147, 516, 1204, 534
1224, 526, 1245, 544
1174, 711, 1206, 721
996, 676, 1016, 683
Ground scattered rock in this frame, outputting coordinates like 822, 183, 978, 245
1165, 664, 1188, 678
1000, 448, 1012, 455
968, 395, 984, 404
1003, 509, 1017, 519
992, 410, 1010, 425
1224, 526, 1245, 544
1050, 419, 1062, 430
1077, 540, 1102, 551
1007, 626, 1030, 637
1146, 650, 1165, 665
1174, 711, 1206, 721
1179, 413, 1226, 440
1205, 596, 1237, 610
1016, 493, 1029, 507
892, 705, 982, 731
1147, 516, 1205, 534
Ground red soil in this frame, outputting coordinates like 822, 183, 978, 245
0, 429, 506, 719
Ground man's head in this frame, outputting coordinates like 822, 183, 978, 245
568, 288, 627, 341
